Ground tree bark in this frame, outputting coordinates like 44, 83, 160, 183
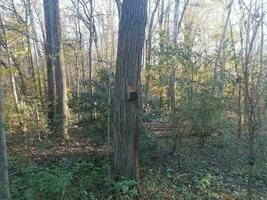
113, 0, 147, 179
44, 0, 68, 138
0, 16, 10, 199
44, 0, 56, 132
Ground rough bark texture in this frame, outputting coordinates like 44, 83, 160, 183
0, 17, 10, 199
113, 0, 147, 179
44, 0, 68, 138
44, 0, 56, 132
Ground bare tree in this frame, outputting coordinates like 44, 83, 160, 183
237, 1, 266, 198
144, 0, 160, 105
27, 0, 44, 100
170, 0, 190, 154
212, 0, 234, 92
0, 15, 19, 111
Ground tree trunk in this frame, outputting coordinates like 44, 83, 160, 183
44, 0, 68, 138
0, 18, 10, 199
0, 82, 10, 200
28, 0, 44, 101
51, 0, 69, 138
169, 0, 179, 154
88, 0, 94, 119
170, 0, 191, 154
172, 0, 180, 44
44, 0, 56, 132
8, 53, 19, 111
212, 0, 233, 92
144, 0, 160, 106
169, 0, 180, 116
113, 0, 147, 179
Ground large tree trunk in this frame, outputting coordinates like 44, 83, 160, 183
44, 0, 68, 138
44, 0, 56, 132
51, 0, 69, 138
113, 0, 147, 179
0, 18, 10, 199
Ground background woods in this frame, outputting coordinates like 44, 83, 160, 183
0, 0, 266, 199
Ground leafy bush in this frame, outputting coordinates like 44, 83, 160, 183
178, 87, 229, 144
68, 68, 114, 144
10, 158, 143, 200
112, 179, 139, 200
11, 165, 72, 200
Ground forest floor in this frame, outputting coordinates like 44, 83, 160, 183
6, 124, 267, 200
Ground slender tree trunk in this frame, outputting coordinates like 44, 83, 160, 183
169, 0, 179, 155
92, 23, 101, 62
37, 12, 48, 97
159, 0, 165, 60
170, 0, 190, 154
88, 0, 94, 119
241, 6, 263, 198
77, 15, 86, 93
172, 0, 180, 43
0, 18, 10, 199
230, 20, 242, 138
7, 53, 19, 111
28, 0, 43, 100
212, 0, 233, 92
144, 0, 160, 106
237, 84, 242, 138
168, 0, 188, 115
25, 34, 37, 94
113, 0, 147, 179
75, 8, 81, 98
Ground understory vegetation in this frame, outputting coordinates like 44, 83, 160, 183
8, 132, 267, 200
0, 0, 266, 199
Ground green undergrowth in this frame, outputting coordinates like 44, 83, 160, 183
140, 134, 267, 200
9, 133, 267, 200
9, 156, 140, 200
